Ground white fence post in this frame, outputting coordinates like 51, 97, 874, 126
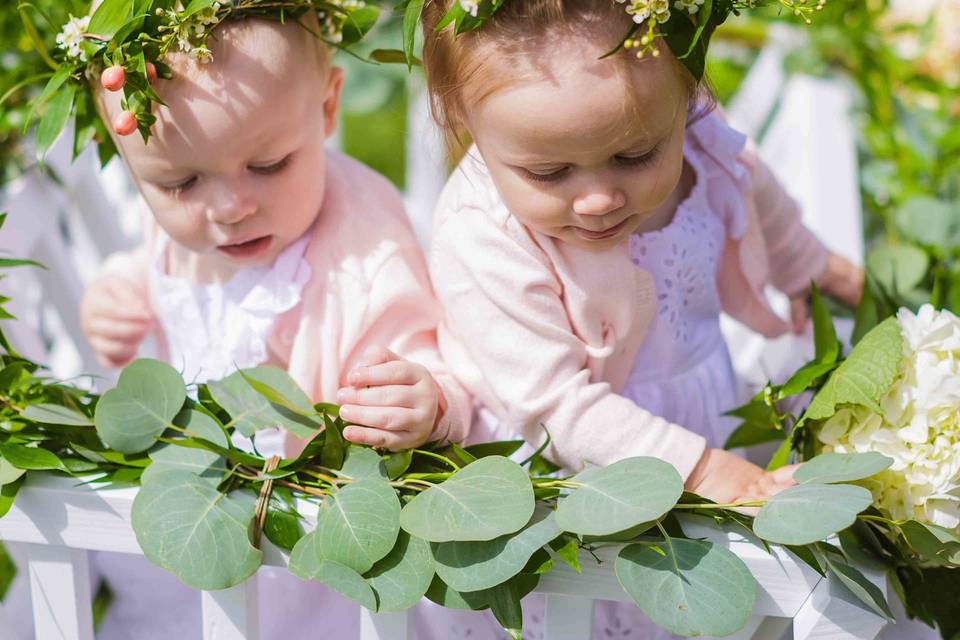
543, 594, 593, 640
793, 568, 888, 640
360, 609, 410, 640
201, 581, 260, 640
23, 544, 95, 640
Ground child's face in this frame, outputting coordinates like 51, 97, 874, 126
464, 37, 689, 251
104, 21, 341, 268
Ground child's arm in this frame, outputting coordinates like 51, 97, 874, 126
431, 211, 709, 480
748, 152, 864, 329
80, 237, 154, 368
333, 226, 472, 452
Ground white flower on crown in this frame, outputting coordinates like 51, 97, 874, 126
189, 46, 214, 64
674, 0, 705, 14
57, 15, 91, 61
626, 0, 671, 25
817, 304, 960, 530
460, 0, 480, 17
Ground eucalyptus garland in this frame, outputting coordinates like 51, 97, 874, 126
0, 218, 898, 639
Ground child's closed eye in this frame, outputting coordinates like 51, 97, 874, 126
159, 176, 198, 195
614, 144, 660, 168
249, 153, 292, 176
520, 165, 570, 183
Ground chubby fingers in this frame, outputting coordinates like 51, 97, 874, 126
789, 297, 809, 335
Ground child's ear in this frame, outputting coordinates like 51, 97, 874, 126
322, 66, 344, 139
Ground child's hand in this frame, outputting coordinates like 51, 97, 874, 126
684, 448, 798, 513
337, 346, 441, 451
80, 275, 153, 368
789, 253, 865, 333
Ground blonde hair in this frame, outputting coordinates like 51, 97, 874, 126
421, 0, 714, 149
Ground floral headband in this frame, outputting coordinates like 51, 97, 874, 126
28, 0, 377, 164
412, 0, 827, 80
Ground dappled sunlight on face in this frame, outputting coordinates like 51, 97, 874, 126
101, 19, 341, 282
465, 36, 689, 251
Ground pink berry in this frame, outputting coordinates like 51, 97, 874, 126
146, 62, 158, 84
113, 111, 138, 137
101, 66, 126, 92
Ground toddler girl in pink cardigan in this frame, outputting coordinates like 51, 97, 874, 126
420, 1, 862, 636
76, 16, 469, 640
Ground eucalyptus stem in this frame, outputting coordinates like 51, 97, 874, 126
277, 479, 329, 498
301, 469, 340, 485
412, 448, 461, 471
672, 500, 765, 510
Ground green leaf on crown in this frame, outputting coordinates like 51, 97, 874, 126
801, 318, 903, 423
555, 457, 683, 536
131, 470, 261, 590
400, 456, 535, 542
615, 537, 756, 637
753, 484, 874, 546
94, 359, 186, 454
289, 477, 400, 576
793, 452, 893, 485
88, 0, 135, 40
208, 366, 320, 438
433, 510, 561, 592
365, 530, 436, 613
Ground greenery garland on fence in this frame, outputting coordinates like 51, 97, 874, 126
1, 215, 950, 638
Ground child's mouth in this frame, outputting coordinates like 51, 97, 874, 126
572, 218, 631, 241
218, 235, 273, 259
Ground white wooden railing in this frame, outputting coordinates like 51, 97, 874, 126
0, 26, 902, 640
0, 474, 890, 640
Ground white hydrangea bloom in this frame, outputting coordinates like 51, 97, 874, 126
817, 305, 960, 529
57, 15, 91, 61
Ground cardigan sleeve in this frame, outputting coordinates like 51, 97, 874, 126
745, 147, 830, 297
353, 239, 473, 445
431, 208, 707, 479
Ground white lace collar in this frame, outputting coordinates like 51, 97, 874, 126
150, 231, 313, 385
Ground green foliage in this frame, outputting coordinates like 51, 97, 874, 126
615, 537, 756, 637
554, 457, 683, 536
400, 455, 534, 542
753, 484, 874, 546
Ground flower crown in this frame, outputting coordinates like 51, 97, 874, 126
411, 0, 826, 81
30, 0, 378, 164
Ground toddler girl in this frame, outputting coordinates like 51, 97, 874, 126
77, 15, 469, 640
420, 0, 862, 637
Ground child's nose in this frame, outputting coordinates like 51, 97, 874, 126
205, 187, 256, 225
572, 189, 626, 217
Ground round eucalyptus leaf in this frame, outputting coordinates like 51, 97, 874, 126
141, 410, 228, 486
289, 478, 400, 574
434, 511, 561, 592
131, 470, 262, 590
615, 538, 756, 637
366, 531, 436, 612
400, 456, 535, 542
207, 366, 319, 438
555, 458, 683, 536
294, 558, 377, 610
341, 446, 387, 480
866, 243, 929, 294
94, 359, 186, 454
753, 484, 873, 545
794, 452, 893, 485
